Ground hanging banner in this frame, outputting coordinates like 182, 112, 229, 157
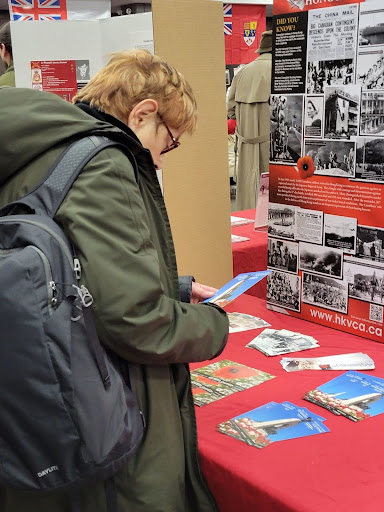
224, 3, 267, 65
268, 0, 384, 343
8, 0, 110, 21
273, 0, 364, 17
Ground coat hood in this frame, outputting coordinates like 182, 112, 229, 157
0, 87, 124, 186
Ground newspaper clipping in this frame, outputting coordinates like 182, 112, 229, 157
307, 4, 358, 94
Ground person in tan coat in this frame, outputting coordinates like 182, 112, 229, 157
227, 30, 272, 211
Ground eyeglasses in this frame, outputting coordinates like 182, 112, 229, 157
158, 114, 181, 154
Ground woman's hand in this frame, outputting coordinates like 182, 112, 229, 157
190, 282, 218, 304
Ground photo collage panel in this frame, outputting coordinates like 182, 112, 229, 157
268, 1, 384, 327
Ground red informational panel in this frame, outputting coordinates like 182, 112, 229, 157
224, 3, 266, 65
30, 60, 90, 102
268, 0, 384, 342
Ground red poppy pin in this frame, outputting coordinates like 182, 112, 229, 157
297, 156, 315, 179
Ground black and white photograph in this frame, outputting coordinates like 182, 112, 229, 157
324, 214, 357, 255
344, 259, 384, 305
296, 208, 323, 245
355, 137, 384, 182
270, 94, 303, 164
307, 60, 355, 95
228, 312, 270, 334
268, 238, 298, 274
357, 46, 384, 90
305, 139, 356, 177
299, 242, 343, 279
246, 328, 319, 357
360, 92, 384, 136
307, 5, 358, 94
356, 225, 384, 262
267, 270, 301, 313
304, 96, 324, 138
324, 85, 361, 139
268, 203, 296, 240
75, 60, 90, 82
359, 0, 384, 47
302, 272, 348, 314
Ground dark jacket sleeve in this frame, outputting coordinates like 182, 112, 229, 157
57, 147, 229, 365
178, 275, 195, 303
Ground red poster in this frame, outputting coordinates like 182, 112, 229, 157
274, 0, 364, 16
224, 4, 266, 65
268, 0, 384, 342
30, 60, 90, 102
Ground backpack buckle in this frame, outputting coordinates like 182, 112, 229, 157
73, 258, 82, 280
72, 285, 94, 307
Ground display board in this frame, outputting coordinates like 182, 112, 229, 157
11, 14, 153, 95
268, 0, 384, 342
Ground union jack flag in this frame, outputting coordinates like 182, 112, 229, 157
9, 0, 68, 21
223, 3, 232, 36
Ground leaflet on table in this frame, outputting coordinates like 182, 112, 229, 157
228, 312, 271, 334
203, 271, 271, 307
191, 360, 275, 407
231, 216, 254, 227
231, 234, 251, 243
246, 328, 319, 356
217, 401, 329, 449
304, 371, 384, 421
281, 353, 375, 372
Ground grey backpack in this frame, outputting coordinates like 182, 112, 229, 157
0, 135, 144, 511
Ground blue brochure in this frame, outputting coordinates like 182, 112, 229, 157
217, 401, 329, 448
204, 271, 271, 307
304, 371, 384, 421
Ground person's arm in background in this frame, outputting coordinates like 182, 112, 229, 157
227, 71, 240, 119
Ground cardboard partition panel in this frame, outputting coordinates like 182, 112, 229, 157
152, 0, 233, 288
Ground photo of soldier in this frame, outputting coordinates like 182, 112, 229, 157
268, 238, 298, 274
345, 259, 384, 305
270, 94, 303, 164
307, 60, 354, 95
305, 140, 356, 177
356, 226, 384, 263
302, 273, 348, 314
267, 270, 301, 312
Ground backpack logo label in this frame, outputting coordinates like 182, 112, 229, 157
37, 465, 59, 478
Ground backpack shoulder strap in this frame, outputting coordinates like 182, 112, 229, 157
0, 134, 138, 218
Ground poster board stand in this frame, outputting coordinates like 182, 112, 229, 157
268, 0, 384, 343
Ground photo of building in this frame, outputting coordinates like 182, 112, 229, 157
360, 91, 384, 136
324, 86, 360, 139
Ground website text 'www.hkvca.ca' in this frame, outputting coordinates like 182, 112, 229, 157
310, 309, 382, 337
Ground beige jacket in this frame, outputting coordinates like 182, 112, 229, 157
227, 53, 272, 210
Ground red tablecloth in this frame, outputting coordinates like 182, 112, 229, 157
232, 209, 268, 299
192, 294, 384, 512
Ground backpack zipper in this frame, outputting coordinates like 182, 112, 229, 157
29, 246, 57, 316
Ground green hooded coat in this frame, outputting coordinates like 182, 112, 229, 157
0, 87, 229, 512
0, 63, 15, 87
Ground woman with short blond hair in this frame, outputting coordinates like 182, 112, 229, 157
0, 49, 228, 512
